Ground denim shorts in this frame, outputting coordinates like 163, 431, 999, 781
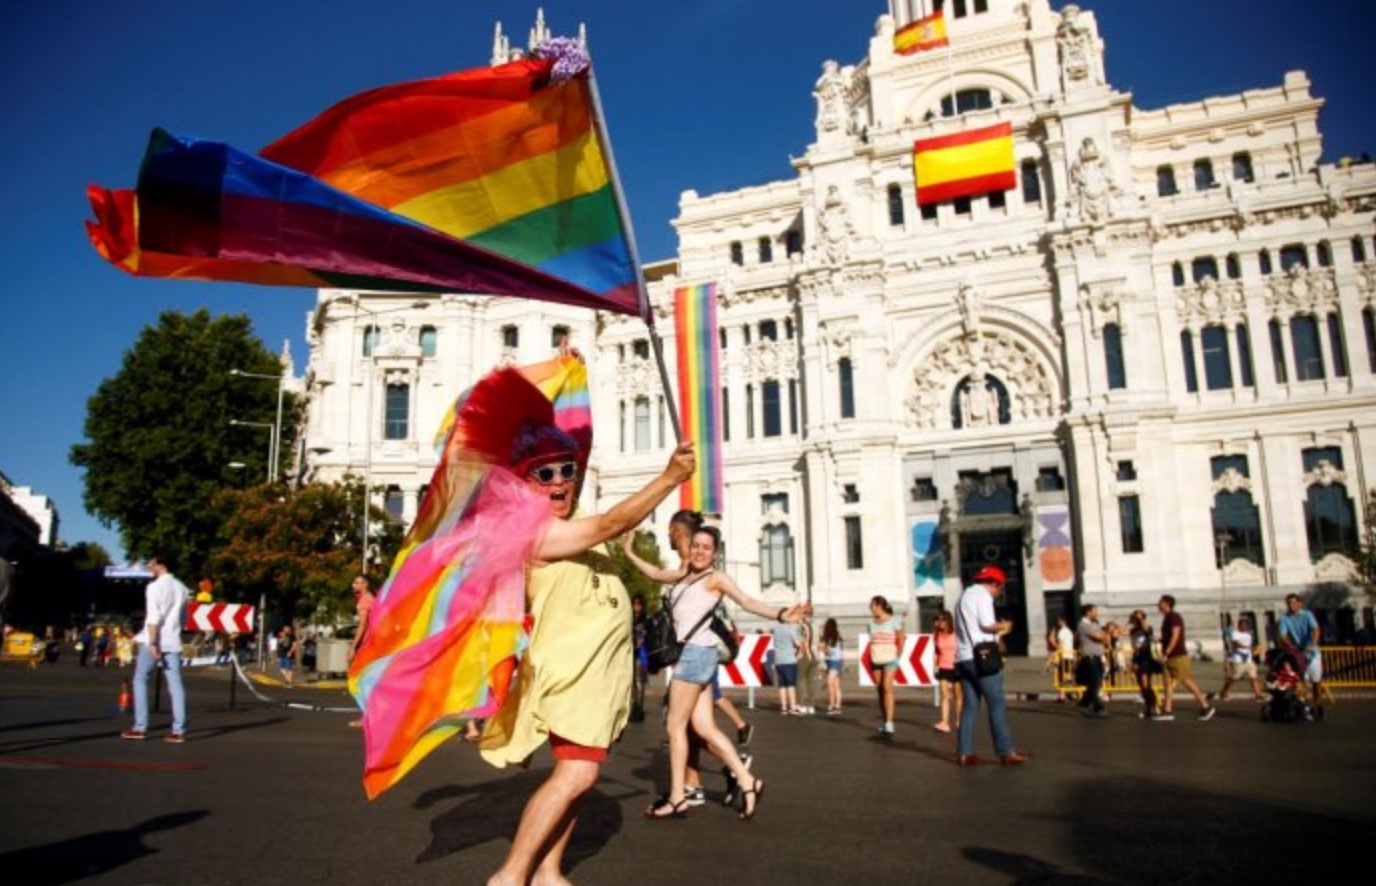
672, 644, 720, 686
826, 660, 842, 675
775, 663, 798, 687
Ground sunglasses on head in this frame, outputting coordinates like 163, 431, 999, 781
528, 461, 578, 485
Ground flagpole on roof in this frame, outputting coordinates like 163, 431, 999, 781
585, 64, 684, 444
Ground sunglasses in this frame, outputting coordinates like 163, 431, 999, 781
528, 461, 578, 485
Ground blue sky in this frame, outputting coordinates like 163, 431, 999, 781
2, 0, 1372, 561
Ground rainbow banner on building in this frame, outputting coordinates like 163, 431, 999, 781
894, 10, 949, 55
913, 121, 1016, 205
673, 283, 723, 514
86, 43, 645, 318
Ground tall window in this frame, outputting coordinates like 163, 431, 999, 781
1316, 241, 1332, 268
1119, 495, 1144, 553
1225, 253, 1242, 280
721, 386, 730, 442
1269, 319, 1289, 383
1201, 325, 1234, 390
420, 325, 438, 357
550, 324, 570, 347
1103, 323, 1126, 390
384, 383, 409, 440
746, 384, 755, 438
1302, 448, 1358, 562
1231, 152, 1254, 183
785, 229, 803, 256
1181, 331, 1199, 393
1363, 307, 1376, 373
888, 184, 905, 227
760, 523, 795, 588
362, 324, 381, 357
1211, 456, 1265, 567
1021, 159, 1042, 205
838, 357, 856, 417
788, 378, 799, 434
758, 236, 773, 263
1156, 165, 1178, 197
1259, 249, 1273, 275
1171, 262, 1186, 287
1352, 236, 1368, 263
1291, 315, 1324, 381
730, 241, 744, 266
501, 324, 519, 349
633, 397, 651, 451
1327, 314, 1348, 377
844, 516, 864, 569
762, 379, 782, 437
1193, 158, 1216, 191
384, 486, 404, 522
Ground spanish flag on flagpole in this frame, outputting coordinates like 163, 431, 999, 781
894, 10, 949, 55
913, 122, 1016, 205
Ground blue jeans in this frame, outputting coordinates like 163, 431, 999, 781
133, 642, 186, 735
955, 659, 1014, 757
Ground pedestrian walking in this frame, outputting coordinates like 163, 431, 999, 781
1128, 609, 1165, 719
932, 610, 961, 733
1277, 594, 1324, 705
953, 566, 1028, 766
867, 596, 903, 738
276, 625, 297, 687
121, 556, 190, 743
1157, 595, 1216, 721
1217, 615, 1265, 702
821, 617, 845, 714
1075, 604, 1111, 717
772, 617, 802, 714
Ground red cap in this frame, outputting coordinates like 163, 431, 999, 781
973, 565, 1007, 585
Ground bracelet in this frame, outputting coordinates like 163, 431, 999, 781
776, 607, 787, 623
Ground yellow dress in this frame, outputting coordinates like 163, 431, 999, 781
480, 542, 631, 766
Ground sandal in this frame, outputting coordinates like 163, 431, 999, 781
738, 778, 766, 822
645, 796, 688, 820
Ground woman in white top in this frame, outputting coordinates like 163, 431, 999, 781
638, 525, 810, 820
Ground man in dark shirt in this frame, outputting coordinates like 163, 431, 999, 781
1157, 595, 1215, 721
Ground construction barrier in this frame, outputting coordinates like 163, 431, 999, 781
857, 634, 936, 688
717, 633, 773, 688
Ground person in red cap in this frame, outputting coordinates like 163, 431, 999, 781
953, 564, 1029, 766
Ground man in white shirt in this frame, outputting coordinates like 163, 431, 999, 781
954, 565, 1028, 766
121, 556, 191, 743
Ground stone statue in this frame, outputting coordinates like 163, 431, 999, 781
1056, 5, 1095, 85
960, 371, 998, 428
1069, 137, 1114, 224
955, 282, 982, 339
817, 185, 854, 264
813, 60, 848, 136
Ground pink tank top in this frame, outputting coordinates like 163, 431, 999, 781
669, 571, 719, 647
935, 631, 957, 670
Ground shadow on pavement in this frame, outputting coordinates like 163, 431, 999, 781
0, 809, 209, 885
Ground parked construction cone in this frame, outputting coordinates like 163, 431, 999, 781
118, 679, 132, 713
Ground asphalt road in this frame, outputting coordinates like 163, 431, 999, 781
1, 659, 1372, 886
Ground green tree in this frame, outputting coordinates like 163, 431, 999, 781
207, 476, 401, 625
610, 530, 667, 610
70, 309, 296, 576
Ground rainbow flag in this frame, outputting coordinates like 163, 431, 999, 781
349, 355, 590, 799
894, 10, 949, 55
913, 122, 1016, 205
86, 43, 644, 317
673, 283, 723, 514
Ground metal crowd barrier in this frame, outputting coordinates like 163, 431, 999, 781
1051, 646, 1376, 699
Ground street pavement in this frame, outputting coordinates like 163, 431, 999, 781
1, 657, 1372, 886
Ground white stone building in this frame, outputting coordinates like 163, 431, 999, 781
297, 1, 1376, 654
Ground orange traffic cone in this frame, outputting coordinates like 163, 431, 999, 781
118, 679, 132, 712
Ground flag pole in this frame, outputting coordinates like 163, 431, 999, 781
585, 66, 684, 444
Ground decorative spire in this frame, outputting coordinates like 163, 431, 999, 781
491, 22, 510, 66
528, 7, 550, 51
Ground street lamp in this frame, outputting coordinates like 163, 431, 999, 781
229, 367, 287, 482
228, 420, 275, 482
353, 296, 430, 573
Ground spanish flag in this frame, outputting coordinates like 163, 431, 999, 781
913, 122, 1016, 205
894, 10, 948, 55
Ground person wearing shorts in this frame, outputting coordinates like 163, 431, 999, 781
1218, 616, 1264, 701
772, 620, 801, 713
1157, 595, 1215, 721
1278, 594, 1324, 703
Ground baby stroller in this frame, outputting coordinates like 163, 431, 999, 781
1260, 647, 1323, 723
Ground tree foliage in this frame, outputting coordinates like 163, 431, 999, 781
70, 309, 296, 575
207, 476, 402, 625
609, 530, 667, 610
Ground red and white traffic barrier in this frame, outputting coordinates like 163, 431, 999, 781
857, 633, 936, 687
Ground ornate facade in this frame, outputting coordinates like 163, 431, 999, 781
298, 1, 1376, 653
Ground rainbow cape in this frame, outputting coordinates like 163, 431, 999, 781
348, 355, 591, 799
86, 41, 644, 317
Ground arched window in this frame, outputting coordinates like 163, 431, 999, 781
362, 324, 380, 357
1171, 262, 1185, 287
1231, 152, 1254, 183
730, 241, 743, 266
1103, 323, 1126, 390
760, 522, 795, 588
1316, 241, 1332, 268
888, 184, 905, 227
384, 383, 410, 440
1302, 448, 1358, 562
419, 325, 438, 357
550, 324, 570, 348
1259, 249, 1273, 275
1156, 165, 1178, 197
762, 379, 782, 437
1193, 158, 1216, 191
1352, 236, 1368, 263
1201, 325, 1233, 390
758, 236, 773, 264
940, 88, 993, 118
1225, 253, 1241, 280
1211, 456, 1265, 567
1191, 256, 1219, 283
1021, 159, 1042, 205
633, 397, 651, 451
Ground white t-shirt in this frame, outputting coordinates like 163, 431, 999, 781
136, 572, 190, 651
1228, 629, 1254, 664
955, 583, 997, 663
1056, 625, 1075, 654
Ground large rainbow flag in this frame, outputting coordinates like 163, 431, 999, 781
673, 283, 723, 514
349, 355, 591, 799
86, 41, 644, 317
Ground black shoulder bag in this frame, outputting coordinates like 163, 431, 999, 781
958, 599, 1003, 677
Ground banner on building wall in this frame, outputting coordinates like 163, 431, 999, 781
910, 515, 945, 594
1036, 504, 1075, 590
913, 122, 1016, 205
673, 282, 723, 514
894, 10, 949, 55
